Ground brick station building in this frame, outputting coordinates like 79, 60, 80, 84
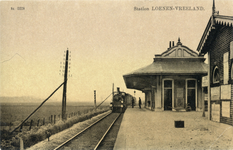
197, 5, 233, 125
123, 39, 207, 111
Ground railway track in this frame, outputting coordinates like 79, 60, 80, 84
54, 112, 122, 150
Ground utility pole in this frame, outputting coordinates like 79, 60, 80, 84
94, 90, 96, 110
62, 49, 69, 121
112, 83, 114, 102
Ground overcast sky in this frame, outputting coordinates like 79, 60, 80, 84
1, 0, 233, 104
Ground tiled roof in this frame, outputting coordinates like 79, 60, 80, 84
124, 58, 207, 77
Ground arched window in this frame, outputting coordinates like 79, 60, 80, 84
231, 62, 233, 80
213, 66, 220, 83
177, 49, 182, 57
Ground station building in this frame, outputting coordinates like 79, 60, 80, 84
197, 7, 233, 125
123, 39, 207, 111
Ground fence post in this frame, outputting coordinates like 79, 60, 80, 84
19, 137, 24, 150
37, 119, 40, 127
20, 124, 23, 132
9, 122, 12, 131
54, 115, 56, 124
51, 115, 53, 123
29, 120, 33, 130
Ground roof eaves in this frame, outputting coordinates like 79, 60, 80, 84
123, 72, 207, 77
197, 15, 233, 54
197, 16, 213, 54
160, 46, 177, 56
215, 15, 233, 27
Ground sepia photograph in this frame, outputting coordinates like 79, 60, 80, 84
0, 0, 233, 149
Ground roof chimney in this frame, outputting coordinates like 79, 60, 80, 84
117, 87, 120, 94
169, 41, 171, 48
172, 41, 174, 47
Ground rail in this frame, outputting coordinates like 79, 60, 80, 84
53, 111, 112, 150
94, 113, 121, 150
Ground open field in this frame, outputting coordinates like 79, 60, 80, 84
0, 101, 109, 130
0, 108, 110, 149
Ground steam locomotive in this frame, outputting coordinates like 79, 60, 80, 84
110, 88, 134, 113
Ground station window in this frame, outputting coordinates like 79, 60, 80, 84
231, 62, 233, 80
223, 52, 229, 84
164, 80, 172, 88
177, 49, 182, 57
213, 66, 220, 84
230, 41, 233, 59
188, 80, 195, 88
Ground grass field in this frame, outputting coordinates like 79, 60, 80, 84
0, 101, 109, 129
0, 105, 110, 149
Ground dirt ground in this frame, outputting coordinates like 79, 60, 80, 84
114, 107, 233, 150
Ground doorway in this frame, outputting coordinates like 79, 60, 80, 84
187, 80, 196, 110
164, 80, 173, 110
175, 80, 185, 108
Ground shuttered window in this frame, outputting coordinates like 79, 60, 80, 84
230, 41, 233, 59
223, 52, 229, 84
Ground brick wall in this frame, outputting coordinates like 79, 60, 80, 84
209, 25, 233, 125
210, 26, 233, 86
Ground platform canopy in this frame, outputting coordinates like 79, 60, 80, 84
123, 39, 208, 90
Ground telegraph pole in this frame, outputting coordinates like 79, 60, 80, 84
94, 90, 96, 110
112, 83, 114, 103
62, 49, 69, 121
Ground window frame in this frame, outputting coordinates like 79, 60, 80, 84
185, 79, 197, 110
212, 66, 220, 84
162, 78, 174, 110
223, 52, 229, 84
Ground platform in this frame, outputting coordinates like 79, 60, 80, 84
113, 106, 233, 150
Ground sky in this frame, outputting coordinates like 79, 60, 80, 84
0, 0, 233, 104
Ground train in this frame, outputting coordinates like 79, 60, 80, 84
110, 88, 135, 113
